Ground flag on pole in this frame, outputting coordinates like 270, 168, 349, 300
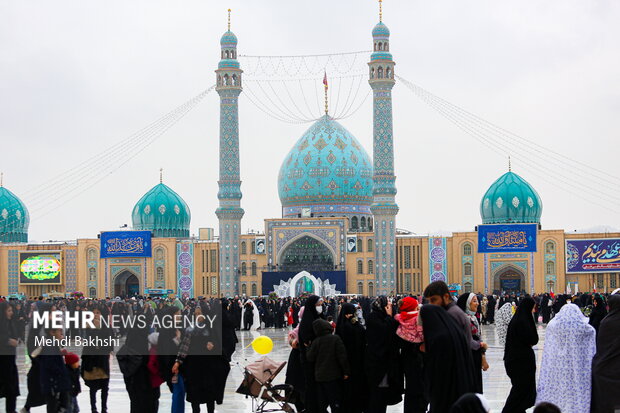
323, 71, 328, 89
566, 283, 571, 295
593, 281, 597, 294
550, 287, 555, 299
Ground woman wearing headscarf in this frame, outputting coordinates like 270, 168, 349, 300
591, 294, 620, 413
0, 301, 19, 413
157, 305, 184, 413
457, 293, 488, 394
82, 303, 114, 413
297, 295, 324, 413
450, 393, 491, 413
588, 294, 607, 334
535, 303, 595, 413
365, 296, 403, 413
502, 295, 538, 413
420, 304, 475, 413
335, 302, 367, 413
495, 302, 515, 348
394, 297, 426, 413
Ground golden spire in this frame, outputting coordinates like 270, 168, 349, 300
160, 168, 163, 184
0, 172, 3, 187
508, 156, 512, 172
379, 0, 383, 22
228, 8, 231, 31
323, 71, 329, 114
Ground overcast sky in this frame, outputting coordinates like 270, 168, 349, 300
2, 0, 619, 242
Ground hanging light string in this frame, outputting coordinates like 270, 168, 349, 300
397, 75, 620, 213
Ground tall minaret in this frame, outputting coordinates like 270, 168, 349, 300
216, 9, 244, 297
369, 0, 398, 295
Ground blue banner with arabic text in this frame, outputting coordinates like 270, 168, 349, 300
100, 231, 152, 258
478, 224, 537, 253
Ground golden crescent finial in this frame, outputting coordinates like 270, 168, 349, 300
508, 156, 512, 172
160, 168, 163, 184
379, 0, 383, 22
228, 9, 231, 31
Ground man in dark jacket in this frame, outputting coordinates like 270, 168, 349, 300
306, 319, 350, 413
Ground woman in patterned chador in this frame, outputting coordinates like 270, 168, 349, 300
535, 303, 596, 413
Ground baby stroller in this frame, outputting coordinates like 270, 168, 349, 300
236, 356, 296, 413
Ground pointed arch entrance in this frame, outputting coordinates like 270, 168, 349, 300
114, 270, 140, 297
278, 235, 335, 273
493, 264, 526, 293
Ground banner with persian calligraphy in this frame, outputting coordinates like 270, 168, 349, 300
566, 238, 620, 273
478, 224, 537, 253
100, 231, 152, 258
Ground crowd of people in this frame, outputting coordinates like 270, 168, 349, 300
0, 284, 617, 413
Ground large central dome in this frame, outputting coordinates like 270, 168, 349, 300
278, 115, 373, 219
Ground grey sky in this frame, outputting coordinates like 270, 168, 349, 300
1, 0, 619, 242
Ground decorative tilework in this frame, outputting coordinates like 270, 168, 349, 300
177, 241, 194, 299
428, 238, 448, 284
8, 250, 18, 294
64, 249, 77, 292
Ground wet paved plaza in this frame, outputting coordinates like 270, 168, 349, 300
5, 323, 546, 412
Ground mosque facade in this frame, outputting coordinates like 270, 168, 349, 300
1, 10, 619, 299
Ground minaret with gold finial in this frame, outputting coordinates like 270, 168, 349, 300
369, 0, 398, 295
215, 8, 244, 297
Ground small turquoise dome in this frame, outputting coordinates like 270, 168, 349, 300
220, 30, 238, 46
372, 22, 390, 37
480, 171, 542, 224
278, 115, 373, 218
0, 185, 29, 242
132, 182, 191, 238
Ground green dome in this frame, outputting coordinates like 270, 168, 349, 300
278, 115, 374, 218
132, 182, 191, 238
480, 171, 542, 224
0, 185, 29, 242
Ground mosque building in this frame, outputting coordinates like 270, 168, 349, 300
1, 7, 618, 299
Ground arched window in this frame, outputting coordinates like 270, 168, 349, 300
251, 241, 256, 254
351, 216, 358, 229
357, 238, 363, 253
464, 263, 472, 276
370, 67, 375, 79
546, 281, 555, 292
217, 75, 222, 86
368, 282, 374, 297
241, 241, 247, 255
88, 248, 98, 261
225, 50, 230, 59
368, 218, 373, 230
224, 74, 229, 85
251, 262, 257, 276
384, 42, 389, 51
368, 260, 374, 275
357, 282, 364, 295
232, 74, 237, 86
546, 261, 555, 275
545, 241, 555, 254
357, 260, 363, 274
464, 282, 473, 293
386, 67, 392, 78
156, 267, 164, 282
360, 216, 366, 229
378, 67, 384, 79
241, 262, 247, 276
231, 51, 236, 59
378, 42, 383, 51
155, 247, 165, 261
89, 267, 97, 282
251, 283, 257, 296
463, 243, 472, 256
89, 287, 97, 298
367, 239, 373, 252
241, 284, 247, 295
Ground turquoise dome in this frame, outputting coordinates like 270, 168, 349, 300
220, 30, 238, 46
372, 22, 390, 37
132, 182, 191, 238
0, 185, 29, 242
480, 171, 542, 224
278, 115, 373, 218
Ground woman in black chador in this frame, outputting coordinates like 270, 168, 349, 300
420, 304, 475, 413
335, 302, 367, 413
501, 295, 538, 413
364, 296, 403, 413
0, 301, 19, 413
173, 301, 233, 413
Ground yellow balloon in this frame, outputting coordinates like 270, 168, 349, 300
251, 335, 274, 355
